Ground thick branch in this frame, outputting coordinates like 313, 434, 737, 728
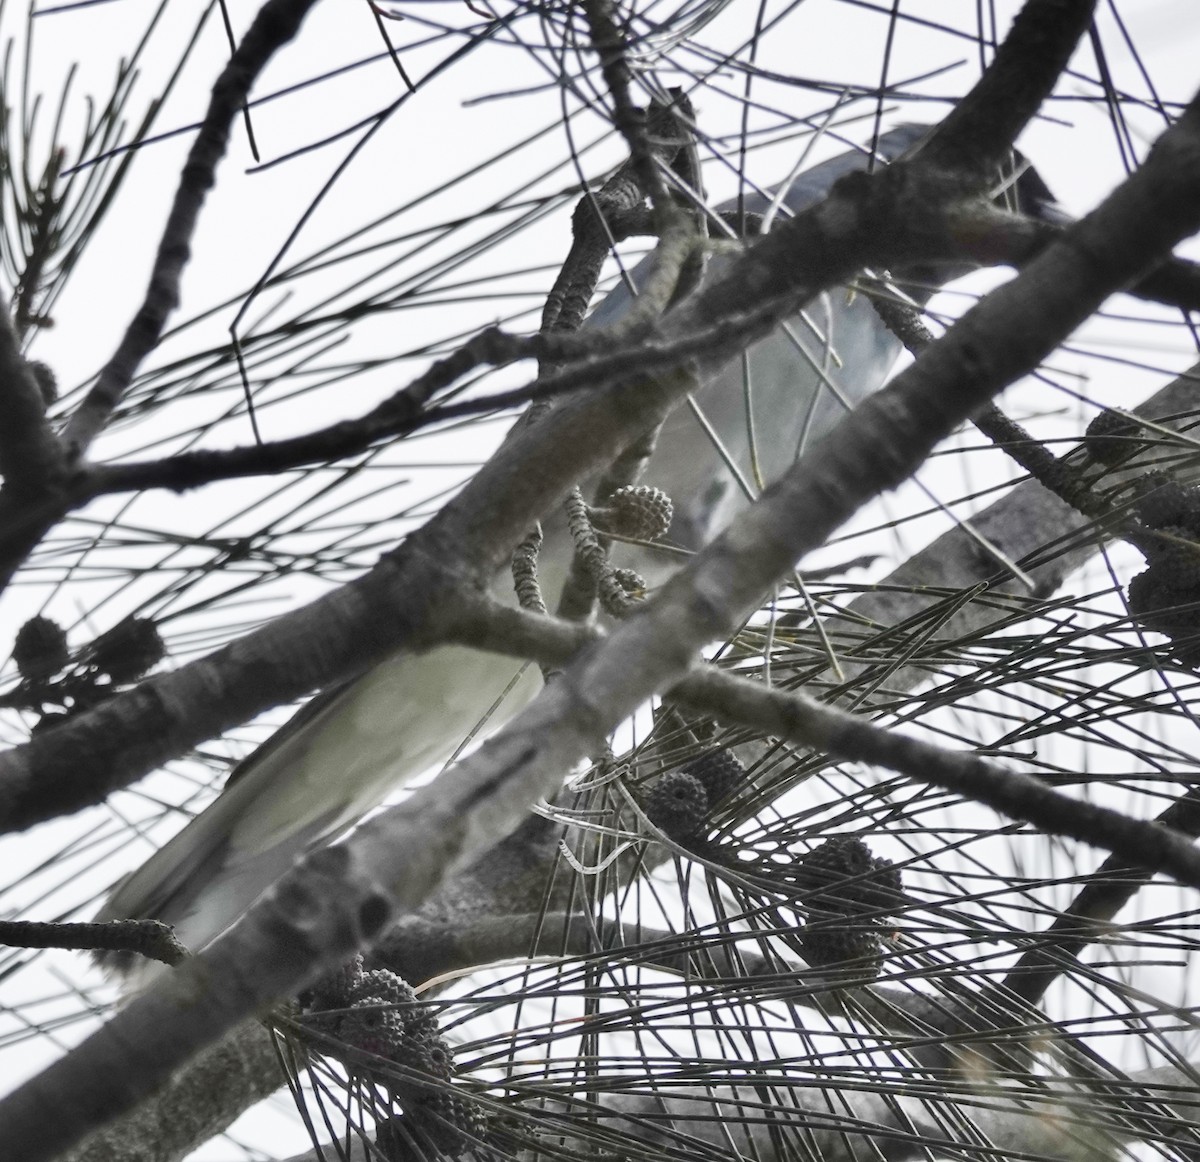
957, 205, 1200, 312
922, 0, 1097, 181
59, 1021, 286, 1162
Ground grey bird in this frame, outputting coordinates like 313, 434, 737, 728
99, 123, 1053, 968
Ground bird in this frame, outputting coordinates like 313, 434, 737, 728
98, 123, 1056, 970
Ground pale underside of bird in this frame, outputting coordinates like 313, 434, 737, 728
99, 123, 1040, 968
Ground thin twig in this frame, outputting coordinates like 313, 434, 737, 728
0, 918, 187, 967
60, 0, 321, 456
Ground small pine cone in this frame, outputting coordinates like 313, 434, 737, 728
682, 749, 744, 806
792, 836, 904, 917
306, 953, 366, 1011
92, 617, 164, 682
797, 921, 884, 977
27, 360, 57, 407
339, 999, 410, 1061
1146, 545, 1200, 591
1127, 567, 1200, 665
351, 968, 420, 1008
347, 968, 440, 1041
606, 485, 673, 541
612, 567, 646, 596
1127, 567, 1174, 633
644, 770, 709, 841
1084, 409, 1141, 465
420, 1034, 456, 1082
1132, 473, 1195, 531
13, 615, 68, 682
389, 1024, 451, 1084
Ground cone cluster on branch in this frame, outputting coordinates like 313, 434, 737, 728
790, 836, 905, 977
302, 957, 483, 1160
643, 749, 746, 844
7, 614, 164, 733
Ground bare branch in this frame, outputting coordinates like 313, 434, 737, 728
922, 0, 1097, 181
581, 0, 677, 224
59, 1021, 287, 1162
0, 919, 186, 967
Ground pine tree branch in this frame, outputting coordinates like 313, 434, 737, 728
59, 1020, 288, 1162
8, 86, 1200, 1162
439, 596, 1200, 892
954, 205, 1200, 311
0, 919, 185, 966
0, 303, 63, 498
90, 351, 1200, 1162
921, 0, 1097, 182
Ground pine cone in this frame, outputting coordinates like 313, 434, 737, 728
351, 968, 419, 1007
375, 1116, 417, 1162
601, 485, 673, 541
612, 567, 646, 595
421, 1036, 456, 1083
1132, 473, 1196, 531
682, 749, 744, 806
791, 836, 904, 917
1084, 409, 1141, 466
92, 617, 164, 682
797, 920, 885, 975
644, 770, 709, 841
13, 616, 68, 682
376, 1093, 485, 1161
417, 1088, 486, 1154
339, 999, 411, 1061
1127, 566, 1200, 665
790, 837, 901, 978
1145, 543, 1200, 590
